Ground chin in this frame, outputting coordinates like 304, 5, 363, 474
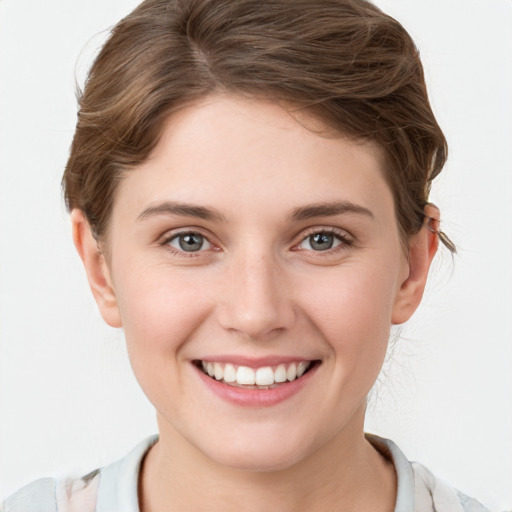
210, 446, 306, 473
194, 426, 318, 473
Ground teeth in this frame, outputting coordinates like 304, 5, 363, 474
255, 367, 274, 386
286, 363, 297, 381
199, 360, 313, 386
274, 364, 287, 383
296, 361, 308, 378
223, 363, 236, 383
236, 366, 256, 385
214, 362, 223, 380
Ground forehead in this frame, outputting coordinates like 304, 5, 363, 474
113, 95, 394, 225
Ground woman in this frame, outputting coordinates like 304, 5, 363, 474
0, 0, 494, 510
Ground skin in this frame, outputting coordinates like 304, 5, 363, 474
72, 96, 438, 512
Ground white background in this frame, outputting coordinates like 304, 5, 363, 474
0, 0, 511, 509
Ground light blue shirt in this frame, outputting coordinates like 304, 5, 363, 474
1, 435, 490, 512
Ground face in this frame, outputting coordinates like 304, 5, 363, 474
86, 96, 423, 471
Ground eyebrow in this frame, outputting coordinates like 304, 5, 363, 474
290, 201, 374, 221
137, 201, 228, 223
137, 200, 374, 223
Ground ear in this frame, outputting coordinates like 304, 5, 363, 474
391, 204, 440, 325
70, 209, 122, 328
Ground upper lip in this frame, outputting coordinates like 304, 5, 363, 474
195, 355, 318, 368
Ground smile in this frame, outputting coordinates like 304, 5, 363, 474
197, 360, 315, 389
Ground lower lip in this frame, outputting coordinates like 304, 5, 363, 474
193, 363, 320, 407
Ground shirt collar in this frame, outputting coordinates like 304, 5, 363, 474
96, 435, 158, 512
96, 434, 414, 512
365, 433, 416, 512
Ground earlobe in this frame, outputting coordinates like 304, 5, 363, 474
70, 209, 122, 328
391, 205, 440, 325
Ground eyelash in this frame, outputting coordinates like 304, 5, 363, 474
160, 227, 355, 257
160, 230, 215, 259
297, 227, 355, 254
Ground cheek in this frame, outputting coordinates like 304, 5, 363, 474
298, 260, 401, 371
114, 266, 213, 356
113, 267, 218, 413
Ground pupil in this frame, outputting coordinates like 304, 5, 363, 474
311, 233, 333, 251
179, 234, 203, 252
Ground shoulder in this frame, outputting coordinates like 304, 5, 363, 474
1, 436, 157, 512
2, 478, 57, 512
412, 461, 490, 512
1, 471, 100, 512
366, 434, 491, 512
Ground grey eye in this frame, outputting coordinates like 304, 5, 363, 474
300, 232, 342, 251
169, 233, 211, 252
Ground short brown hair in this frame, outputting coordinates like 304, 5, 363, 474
63, 0, 453, 250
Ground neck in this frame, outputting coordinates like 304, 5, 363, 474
139, 407, 396, 512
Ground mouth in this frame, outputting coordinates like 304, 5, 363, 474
194, 360, 320, 390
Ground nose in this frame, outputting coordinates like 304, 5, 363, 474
217, 248, 295, 340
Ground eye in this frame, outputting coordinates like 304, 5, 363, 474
168, 232, 212, 252
298, 230, 351, 252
